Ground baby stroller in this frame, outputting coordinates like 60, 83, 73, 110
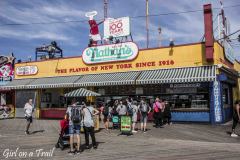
55, 119, 70, 150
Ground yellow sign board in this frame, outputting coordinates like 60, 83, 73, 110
14, 42, 230, 79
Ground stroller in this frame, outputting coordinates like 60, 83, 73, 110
55, 119, 70, 150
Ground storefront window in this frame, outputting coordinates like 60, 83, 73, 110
144, 83, 210, 111
41, 93, 52, 103
94, 83, 210, 111
222, 83, 231, 108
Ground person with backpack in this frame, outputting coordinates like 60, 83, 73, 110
138, 99, 151, 133
112, 100, 119, 115
231, 100, 240, 137
66, 99, 82, 155
82, 101, 99, 149
126, 98, 133, 116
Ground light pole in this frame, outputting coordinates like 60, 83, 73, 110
158, 27, 162, 47
146, 0, 149, 48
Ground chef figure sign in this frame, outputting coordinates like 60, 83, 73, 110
85, 11, 103, 46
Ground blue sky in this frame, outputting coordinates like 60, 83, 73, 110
0, 0, 239, 61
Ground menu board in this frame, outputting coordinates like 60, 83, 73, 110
120, 116, 132, 133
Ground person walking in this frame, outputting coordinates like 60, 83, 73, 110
131, 101, 139, 133
66, 99, 82, 155
82, 101, 99, 149
138, 99, 151, 133
24, 99, 34, 135
231, 100, 240, 137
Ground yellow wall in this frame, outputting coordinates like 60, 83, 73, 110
14, 42, 239, 80
15, 43, 209, 79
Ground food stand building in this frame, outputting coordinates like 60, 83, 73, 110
2, 40, 240, 124
2, 3, 240, 124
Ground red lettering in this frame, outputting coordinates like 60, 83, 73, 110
56, 69, 67, 73
116, 64, 132, 69
136, 62, 155, 68
91, 66, 98, 71
100, 65, 114, 70
159, 60, 174, 66
69, 67, 89, 73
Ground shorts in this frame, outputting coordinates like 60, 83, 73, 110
140, 113, 148, 123
69, 124, 81, 135
25, 116, 33, 123
132, 114, 137, 123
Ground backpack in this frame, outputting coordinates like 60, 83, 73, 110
153, 103, 159, 113
140, 103, 148, 113
71, 107, 81, 124
127, 104, 133, 115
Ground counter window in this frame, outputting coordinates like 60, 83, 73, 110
41, 93, 52, 103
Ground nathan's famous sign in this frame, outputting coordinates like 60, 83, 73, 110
84, 12, 137, 64
82, 42, 138, 64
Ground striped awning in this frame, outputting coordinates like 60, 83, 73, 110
26, 76, 81, 89
74, 71, 141, 86
65, 88, 101, 97
2, 78, 36, 89
136, 66, 217, 84
2, 76, 81, 89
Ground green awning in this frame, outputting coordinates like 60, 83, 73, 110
136, 65, 217, 84
2, 78, 36, 89
27, 76, 81, 89
74, 71, 141, 87
2, 76, 81, 89
64, 88, 101, 97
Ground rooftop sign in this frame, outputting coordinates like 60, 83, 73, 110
104, 17, 130, 38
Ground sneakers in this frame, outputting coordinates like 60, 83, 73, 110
93, 145, 97, 149
231, 133, 238, 137
76, 150, 81, 155
68, 151, 75, 155
85, 145, 90, 149
132, 130, 138, 133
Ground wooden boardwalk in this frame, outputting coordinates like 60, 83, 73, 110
0, 119, 240, 160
